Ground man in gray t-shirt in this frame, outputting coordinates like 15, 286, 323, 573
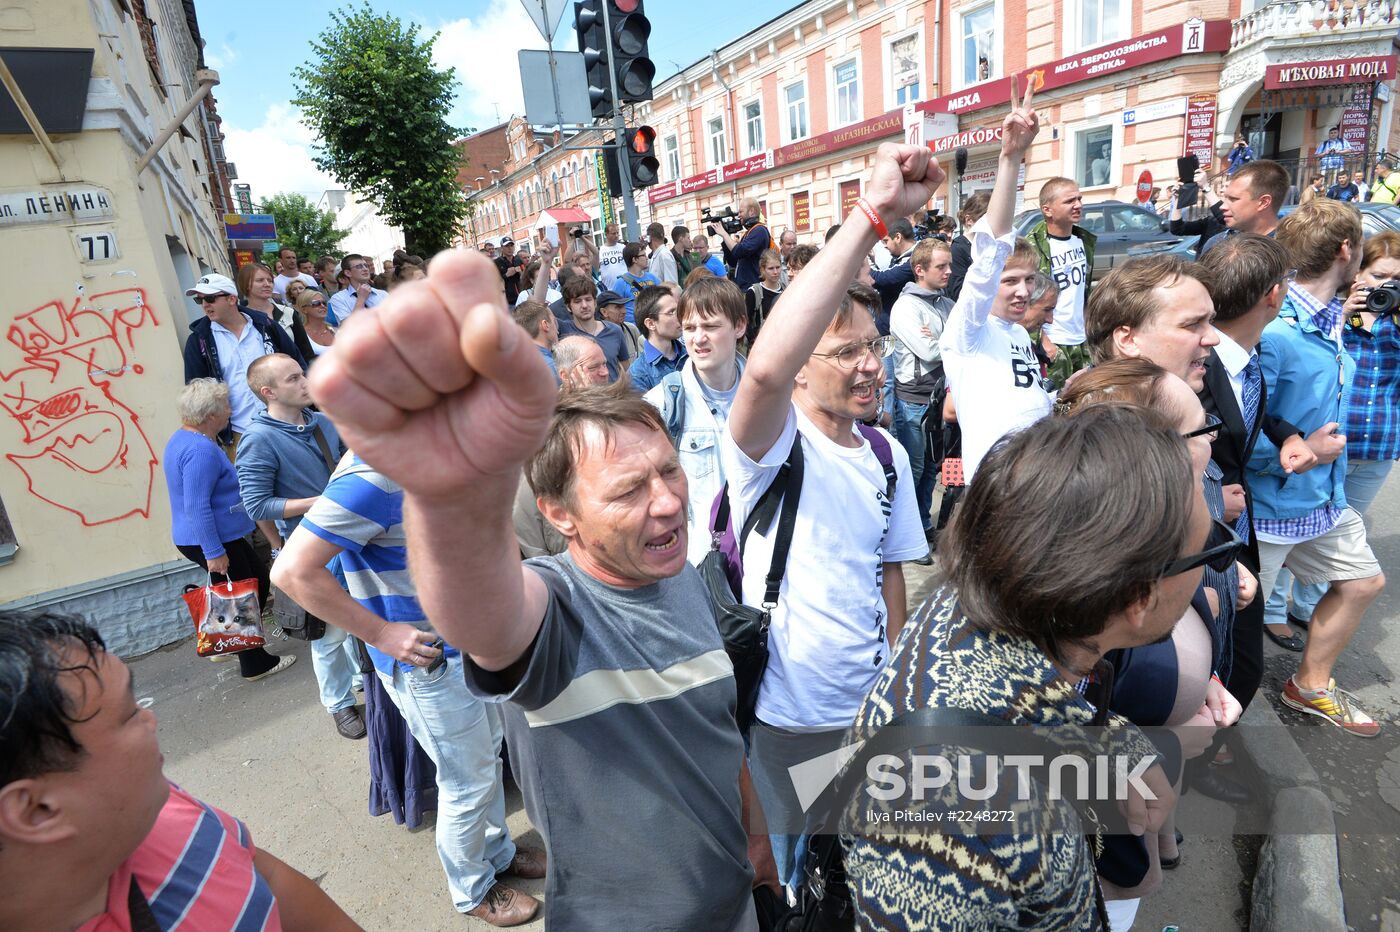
464, 552, 752, 929
305, 242, 774, 929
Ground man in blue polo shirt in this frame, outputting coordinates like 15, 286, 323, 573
628, 285, 686, 392
272, 459, 545, 926
327, 254, 387, 325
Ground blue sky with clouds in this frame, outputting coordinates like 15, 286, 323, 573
201, 0, 781, 201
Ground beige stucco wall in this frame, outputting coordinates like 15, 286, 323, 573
0, 0, 228, 616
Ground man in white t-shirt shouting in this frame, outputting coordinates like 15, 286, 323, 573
939, 98, 1051, 483
723, 142, 937, 893
596, 222, 626, 290
1027, 177, 1096, 388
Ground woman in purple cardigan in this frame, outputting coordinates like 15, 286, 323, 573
163, 378, 294, 681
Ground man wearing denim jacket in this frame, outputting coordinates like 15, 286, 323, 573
1251, 199, 1386, 738
643, 276, 747, 564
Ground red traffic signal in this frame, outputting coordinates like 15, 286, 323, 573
626, 125, 659, 188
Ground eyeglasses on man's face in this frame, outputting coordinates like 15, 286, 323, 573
1181, 412, 1222, 441
1160, 517, 1244, 578
193, 294, 228, 305
810, 335, 895, 369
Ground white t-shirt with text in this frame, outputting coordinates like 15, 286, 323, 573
721, 407, 926, 729
598, 243, 627, 289
1042, 232, 1089, 345
940, 220, 1054, 481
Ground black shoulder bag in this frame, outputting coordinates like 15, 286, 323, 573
699, 438, 803, 733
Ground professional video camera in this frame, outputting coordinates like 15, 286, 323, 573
912, 209, 952, 243
1365, 280, 1400, 315
701, 205, 745, 236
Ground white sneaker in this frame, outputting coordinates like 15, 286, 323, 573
244, 654, 297, 682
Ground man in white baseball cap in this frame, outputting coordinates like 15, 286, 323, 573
182, 272, 306, 448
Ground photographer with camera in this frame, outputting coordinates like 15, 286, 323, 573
713, 197, 772, 289
1279, 230, 1400, 636
560, 224, 599, 282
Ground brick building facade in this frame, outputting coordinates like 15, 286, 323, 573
466, 0, 1400, 251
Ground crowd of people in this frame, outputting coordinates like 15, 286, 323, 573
3, 80, 1398, 931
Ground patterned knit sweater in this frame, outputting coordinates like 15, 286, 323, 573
841, 585, 1156, 930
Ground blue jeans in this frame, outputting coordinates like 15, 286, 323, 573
894, 398, 935, 529
1266, 459, 1393, 625
377, 655, 515, 912
310, 623, 360, 713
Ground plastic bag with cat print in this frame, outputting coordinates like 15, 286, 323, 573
181, 575, 267, 657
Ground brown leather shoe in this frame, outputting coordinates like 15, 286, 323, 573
465, 883, 539, 927
500, 846, 547, 880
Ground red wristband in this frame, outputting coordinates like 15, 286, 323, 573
855, 197, 889, 239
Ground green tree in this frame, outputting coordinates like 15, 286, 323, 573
292, 4, 467, 255
260, 193, 348, 261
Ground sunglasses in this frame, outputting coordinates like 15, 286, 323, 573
306, 300, 327, 308
192, 294, 227, 305
1160, 517, 1244, 577
1181, 412, 1222, 441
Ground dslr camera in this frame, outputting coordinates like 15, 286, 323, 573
570, 227, 587, 238
702, 205, 745, 236
1365, 280, 1400, 315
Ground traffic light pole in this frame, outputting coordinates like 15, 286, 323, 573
599, 0, 640, 242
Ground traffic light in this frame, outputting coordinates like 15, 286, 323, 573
575, 0, 612, 118
626, 126, 659, 189
574, 0, 654, 118
610, 0, 654, 104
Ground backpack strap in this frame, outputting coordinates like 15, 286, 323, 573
856, 424, 898, 503
660, 371, 686, 448
311, 424, 338, 472
710, 436, 804, 606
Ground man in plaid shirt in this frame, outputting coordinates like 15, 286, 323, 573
1280, 232, 1400, 634
1251, 200, 1386, 738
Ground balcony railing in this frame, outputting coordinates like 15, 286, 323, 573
1231, 0, 1400, 51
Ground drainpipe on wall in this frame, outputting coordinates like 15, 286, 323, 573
135, 69, 220, 177
711, 50, 739, 185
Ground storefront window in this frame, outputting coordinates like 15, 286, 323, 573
1076, 125, 1115, 187
785, 82, 809, 141
744, 101, 763, 155
708, 116, 727, 168
663, 134, 680, 181
890, 34, 921, 106
961, 4, 997, 86
834, 59, 860, 125
1080, 0, 1124, 49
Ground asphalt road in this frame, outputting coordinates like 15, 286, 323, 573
133, 474, 1400, 930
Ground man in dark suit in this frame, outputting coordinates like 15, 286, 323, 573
1193, 235, 1318, 798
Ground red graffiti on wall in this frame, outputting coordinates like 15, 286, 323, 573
0, 289, 160, 526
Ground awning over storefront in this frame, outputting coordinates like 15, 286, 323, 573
534, 207, 591, 227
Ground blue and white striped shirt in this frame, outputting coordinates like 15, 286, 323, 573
299, 456, 457, 675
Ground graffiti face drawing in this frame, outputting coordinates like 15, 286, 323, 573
0, 289, 160, 526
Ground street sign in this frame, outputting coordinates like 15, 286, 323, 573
519, 0, 570, 42
1136, 171, 1153, 204
262, 240, 280, 254
519, 49, 592, 126
1122, 97, 1187, 126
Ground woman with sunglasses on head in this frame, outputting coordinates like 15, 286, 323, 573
295, 288, 337, 358
1057, 358, 1247, 928
236, 262, 316, 363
